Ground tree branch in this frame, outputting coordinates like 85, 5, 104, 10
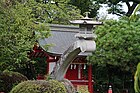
126, 2, 138, 17
125, 1, 130, 9
131, 0, 140, 3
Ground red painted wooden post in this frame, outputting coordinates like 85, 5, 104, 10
88, 65, 93, 93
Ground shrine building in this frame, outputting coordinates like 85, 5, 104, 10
29, 24, 94, 92
28, 15, 102, 93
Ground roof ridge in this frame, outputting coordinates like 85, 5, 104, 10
49, 24, 79, 32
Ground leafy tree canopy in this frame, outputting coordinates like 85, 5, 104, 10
34, 0, 82, 24
0, 0, 82, 72
89, 17, 140, 73
69, 0, 101, 17
30, 0, 140, 19
0, 0, 39, 71
93, 0, 140, 17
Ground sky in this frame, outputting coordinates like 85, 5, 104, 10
98, 3, 128, 20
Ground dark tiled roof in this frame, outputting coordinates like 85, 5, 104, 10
39, 24, 80, 55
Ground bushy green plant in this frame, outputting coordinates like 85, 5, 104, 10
10, 80, 67, 93
77, 85, 89, 93
0, 70, 28, 93
88, 18, 139, 92
134, 63, 140, 93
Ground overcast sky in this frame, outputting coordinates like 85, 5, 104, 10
98, 3, 128, 20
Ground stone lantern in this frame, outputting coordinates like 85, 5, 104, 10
69, 13, 103, 93
70, 12, 103, 54
70, 12, 102, 40
50, 13, 103, 93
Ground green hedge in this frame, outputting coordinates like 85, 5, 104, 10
10, 80, 67, 93
0, 70, 28, 93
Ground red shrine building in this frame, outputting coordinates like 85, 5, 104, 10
29, 15, 102, 93
29, 24, 94, 93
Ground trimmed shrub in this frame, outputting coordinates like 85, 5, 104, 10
10, 80, 67, 93
77, 85, 89, 93
0, 70, 28, 93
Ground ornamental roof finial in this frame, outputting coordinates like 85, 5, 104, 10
85, 12, 90, 19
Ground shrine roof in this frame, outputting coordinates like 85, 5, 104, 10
38, 24, 89, 56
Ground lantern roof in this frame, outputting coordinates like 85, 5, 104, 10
70, 12, 103, 25
70, 20, 102, 25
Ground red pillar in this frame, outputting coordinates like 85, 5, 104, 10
88, 64, 93, 93
46, 56, 54, 75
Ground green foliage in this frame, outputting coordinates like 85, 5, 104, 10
131, 8, 140, 93
0, 0, 50, 72
93, 0, 140, 16
33, 58, 47, 77
129, 4, 140, 21
31, 0, 82, 24
0, 0, 82, 73
92, 64, 134, 93
10, 80, 67, 93
134, 63, 140, 93
88, 18, 140, 92
69, 0, 100, 17
77, 85, 89, 93
0, 70, 28, 93
89, 18, 140, 73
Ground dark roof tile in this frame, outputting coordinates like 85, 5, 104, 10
39, 24, 79, 55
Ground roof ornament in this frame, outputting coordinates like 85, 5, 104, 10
84, 12, 90, 19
